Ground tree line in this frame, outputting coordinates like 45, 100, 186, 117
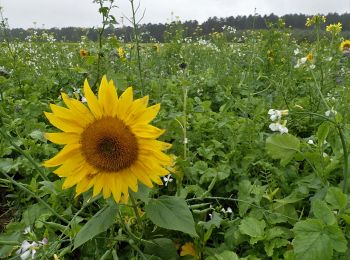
2, 13, 350, 42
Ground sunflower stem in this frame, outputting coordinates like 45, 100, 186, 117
129, 192, 143, 230
1, 171, 69, 224
0, 128, 49, 181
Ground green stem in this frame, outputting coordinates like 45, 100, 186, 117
129, 192, 143, 229
130, 0, 144, 93
1, 172, 69, 224
337, 126, 349, 193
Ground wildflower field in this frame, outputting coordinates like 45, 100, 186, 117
1, 4, 350, 259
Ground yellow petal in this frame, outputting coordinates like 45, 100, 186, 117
92, 174, 104, 197
84, 79, 102, 118
44, 112, 83, 133
130, 166, 153, 188
111, 176, 122, 202
131, 104, 160, 125
45, 132, 80, 145
62, 168, 87, 189
116, 87, 133, 120
43, 144, 81, 167
61, 93, 95, 123
130, 124, 165, 138
120, 170, 138, 192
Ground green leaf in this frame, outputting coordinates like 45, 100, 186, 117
239, 217, 266, 244
325, 187, 348, 210
200, 212, 223, 230
144, 238, 178, 260
207, 251, 239, 260
266, 134, 300, 166
317, 122, 330, 146
312, 199, 336, 225
293, 219, 347, 260
73, 202, 117, 250
145, 196, 197, 236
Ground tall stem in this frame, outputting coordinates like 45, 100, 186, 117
129, 192, 143, 230
130, 0, 144, 93
338, 126, 349, 193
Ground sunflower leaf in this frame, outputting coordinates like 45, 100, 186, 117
145, 196, 197, 236
73, 201, 117, 250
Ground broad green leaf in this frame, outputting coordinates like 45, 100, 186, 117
293, 219, 347, 260
200, 212, 223, 230
264, 238, 289, 257
266, 134, 300, 166
312, 199, 336, 225
145, 196, 197, 236
239, 217, 266, 244
144, 238, 178, 260
325, 187, 348, 210
207, 251, 239, 260
317, 122, 330, 146
73, 202, 117, 250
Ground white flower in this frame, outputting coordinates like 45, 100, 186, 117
268, 109, 288, 121
163, 174, 173, 186
294, 48, 300, 55
81, 96, 87, 103
323, 152, 328, 158
268, 109, 282, 121
269, 123, 288, 134
309, 64, 316, 69
325, 108, 337, 117
23, 226, 31, 234
307, 139, 314, 145
294, 57, 307, 68
16, 241, 38, 260
221, 207, 233, 214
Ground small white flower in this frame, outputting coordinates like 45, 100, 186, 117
81, 96, 87, 103
208, 213, 213, 219
183, 137, 188, 144
323, 152, 328, 158
307, 139, 314, 145
294, 48, 300, 55
23, 226, 31, 235
325, 108, 337, 117
268, 109, 282, 121
163, 174, 173, 186
269, 123, 288, 134
16, 241, 38, 260
309, 64, 316, 69
221, 207, 233, 214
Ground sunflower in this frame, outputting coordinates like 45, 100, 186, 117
340, 40, 350, 52
43, 76, 172, 202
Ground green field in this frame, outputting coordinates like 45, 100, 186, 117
1, 16, 350, 260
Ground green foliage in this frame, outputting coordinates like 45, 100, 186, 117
145, 196, 197, 236
1, 8, 350, 259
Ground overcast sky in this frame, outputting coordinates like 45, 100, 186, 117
1, 0, 350, 29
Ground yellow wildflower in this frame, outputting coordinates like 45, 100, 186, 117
306, 53, 313, 62
326, 22, 342, 34
117, 47, 126, 59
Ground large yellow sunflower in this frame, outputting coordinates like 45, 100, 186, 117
43, 76, 172, 203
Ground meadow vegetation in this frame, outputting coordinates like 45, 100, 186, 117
1, 2, 350, 259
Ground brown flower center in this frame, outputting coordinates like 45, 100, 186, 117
81, 117, 138, 172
